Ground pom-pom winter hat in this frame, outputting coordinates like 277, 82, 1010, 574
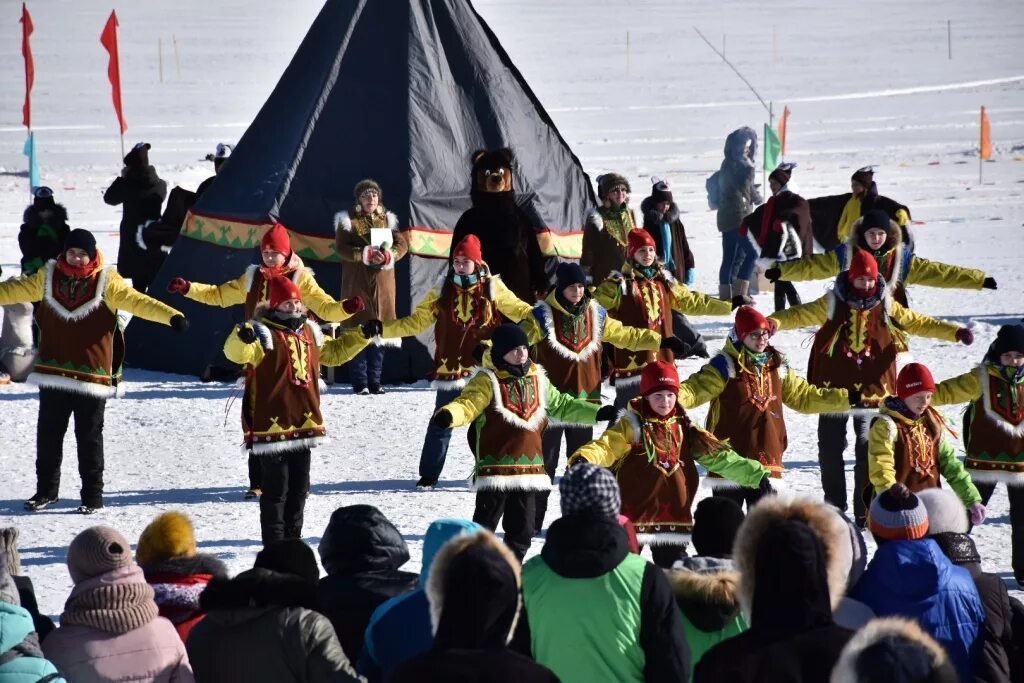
868, 484, 929, 542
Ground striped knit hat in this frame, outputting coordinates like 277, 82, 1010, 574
68, 526, 134, 584
868, 484, 929, 542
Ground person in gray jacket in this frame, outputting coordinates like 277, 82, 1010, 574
715, 127, 762, 305
186, 539, 363, 683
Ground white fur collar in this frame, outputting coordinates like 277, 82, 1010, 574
479, 366, 549, 431
42, 261, 111, 321
977, 364, 1024, 437
334, 209, 398, 232
536, 299, 604, 362
243, 264, 302, 294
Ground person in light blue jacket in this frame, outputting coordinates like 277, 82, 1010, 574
0, 553, 65, 683
850, 484, 985, 682
356, 518, 483, 683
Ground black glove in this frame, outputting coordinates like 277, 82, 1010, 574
236, 324, 257, 344
731, 295, 749, 311
983, 277, 997, 290
361, 319, 383, 339
758, 475, 775, 495
848, 388, 862, 407
431, 410, 453, 429
170, 315, 189, 334
660, 336, 691, 358
765, 267, 782, 283
596, 405, 618, 421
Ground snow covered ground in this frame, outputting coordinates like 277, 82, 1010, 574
1, 0, 1022, 618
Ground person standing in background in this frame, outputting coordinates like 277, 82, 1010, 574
715, 127, 762, 306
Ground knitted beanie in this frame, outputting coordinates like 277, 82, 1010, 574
640, 360, 679, 397
452, 234, 483, 266
0, 528, 20, 576
627, 228, 656, 258
254, 539, 320, 585
734, 305, 771, 342
261, 223, 291, 255
68, 526, 134, 584
268, 276, 303, 309
489, 323, 529, 362
848, 249, 879, 282
65, 229, 98, 261
896, 363, 937, 401
649, 178, 673, 204
560, 463, 621, 520
136, 512, 198, 566
986, 323, 1024, 363
32, 186, 56, 210
861, 209, 891, 233
868, 484, 929, 542
916, 488, 969, 535
691, 497, 745, 558
555, 262, 587, 292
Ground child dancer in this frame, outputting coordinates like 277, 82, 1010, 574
431, 323, 615, 560
0, 230, 188, 513
933, 323, 1024, 586
594, 228, 732, 411
570, 360, 772, 567
168, 222, 363, 498
363, 235, 533, 488
677, 306, 854, 510
868, 363, 984, 519
769, 250, 972, 525
223, 276, 367, 544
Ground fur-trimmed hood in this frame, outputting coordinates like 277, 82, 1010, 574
140, 553, 228, 581
830, 617, 956, 683
425, 530, 522, 650
640, 195, 680, 223
199, 567, 319, 621
22, 202, 69, 227
733, 496, 853, 625
668, 568, 743, 632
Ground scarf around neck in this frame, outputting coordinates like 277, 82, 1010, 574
61, 565, 159, 634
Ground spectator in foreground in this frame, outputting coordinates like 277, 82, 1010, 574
0, 551, 64, 681
829, 616, 958, 683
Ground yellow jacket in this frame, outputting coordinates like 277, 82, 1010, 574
593, 265, 731, 317
868, 406, 982, 506
768, 291, 960, 342
224, 321, 369, 368
519, 292, 662, 351
570, 409, 768, 487
836, 195, 911, 243
932, 366, 986, 406
777, 250, 985, 291
187, 259, 355, 322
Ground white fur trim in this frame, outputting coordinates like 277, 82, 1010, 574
371, 336, 402, 348
385, 211, 399, 231
636, 532, 691, 546
28, 373, 118, 398
776, 221, 802, 262
251, 435, 326, 455
548, 416, 600, 428
585, 208, 603, 232
479, 367, 550, 431
249, 321, 275, 351
42, 262, 111, 321
318, 378, 328, 393
242, 264, 258, 293
966, 469, 1024, 486
704, 477, 741, 490
471, 473, 552, 492
825, 290, 837, 319
361, 246, 375, 266
536, 300, 605, 362
431, 377, 471, 391
135, 221, 155, 251
334, 211, 353, 233
160, 245, 172, 254
305, 320, 325, 347
831, 617, 948, 683
977, 365, 1024, 438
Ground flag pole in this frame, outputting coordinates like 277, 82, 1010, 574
979, 106, 983, 185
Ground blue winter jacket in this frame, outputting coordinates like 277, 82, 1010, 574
850, 538, 984, 681
355, 519, 483, 683
0, 601, 65, 682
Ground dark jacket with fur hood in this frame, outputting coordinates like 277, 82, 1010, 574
830, 617, 958, 683
186, 568, 362, 683
694, 497, 854, 683
641, 196, 694, 282
19, 202, 70, 275
141, 553, 228, 643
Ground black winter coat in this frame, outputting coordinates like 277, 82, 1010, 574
451, 191, 547, 303
316, 505, 418, 661
640, 197, 694, 282
187, 567, 361, 683
931, 532, 1022, 683
18, 203, 69, 275
694, 520, 854, 683
103, 165, 167, 281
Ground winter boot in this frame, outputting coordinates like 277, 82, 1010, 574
415, 476, 438, 489
24, 495, 58, 512
718, 283, 732, 301
732, 279, 755, 307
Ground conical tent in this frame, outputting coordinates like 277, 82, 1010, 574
126, 0, 595, 379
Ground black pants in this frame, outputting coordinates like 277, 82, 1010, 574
535, 426, 593, 531
773, 280, 801, 312
713, 485, 766, 512
650, 544, 688, 569
473, 490, 537, 561
248, 453, 262, 490
818, 414, 870, 522
259, 449, 311, 545
36, 388, 106, 507
976, 481, 1024, 581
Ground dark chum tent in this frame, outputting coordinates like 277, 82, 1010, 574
125, 0, 595, 381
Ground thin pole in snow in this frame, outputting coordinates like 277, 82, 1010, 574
947, 20, 952, 60
722, 34, 727, 61
772, 25, 778, 65
172, 34, 181, 79
694, 27, 771, 115
764, 100, 774, 192
158, 37, 164, 83
626, 31, 631, 77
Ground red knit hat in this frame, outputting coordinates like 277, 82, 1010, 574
847, 249, 879, 282
640, 361, 679, 396
261, 223, 291, 256
627, 228, 656, 259
268, 276, 303, 309
734, 306, 771, 341
896, 363, 936, 400
452, 234, 483, 265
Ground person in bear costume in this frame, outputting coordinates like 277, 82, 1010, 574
450, 148, 548, 303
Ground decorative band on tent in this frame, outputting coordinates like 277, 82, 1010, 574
181, 211, 583, 262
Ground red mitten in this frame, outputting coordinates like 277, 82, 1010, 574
167, 277, 190, 294
955, 328, 974, 346
342, 296, 365, 315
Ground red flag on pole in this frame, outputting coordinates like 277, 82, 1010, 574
979, 106, 992, 160
21, 3, 34, 129
778, 105, 791, 157
100, 10, 128, 134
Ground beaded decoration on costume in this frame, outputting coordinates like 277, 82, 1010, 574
448, 280, 493, 330
499, 374, 541, 421
632, 278, 664, 329
637, 401, 685, 476
555, 305, 595, 353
